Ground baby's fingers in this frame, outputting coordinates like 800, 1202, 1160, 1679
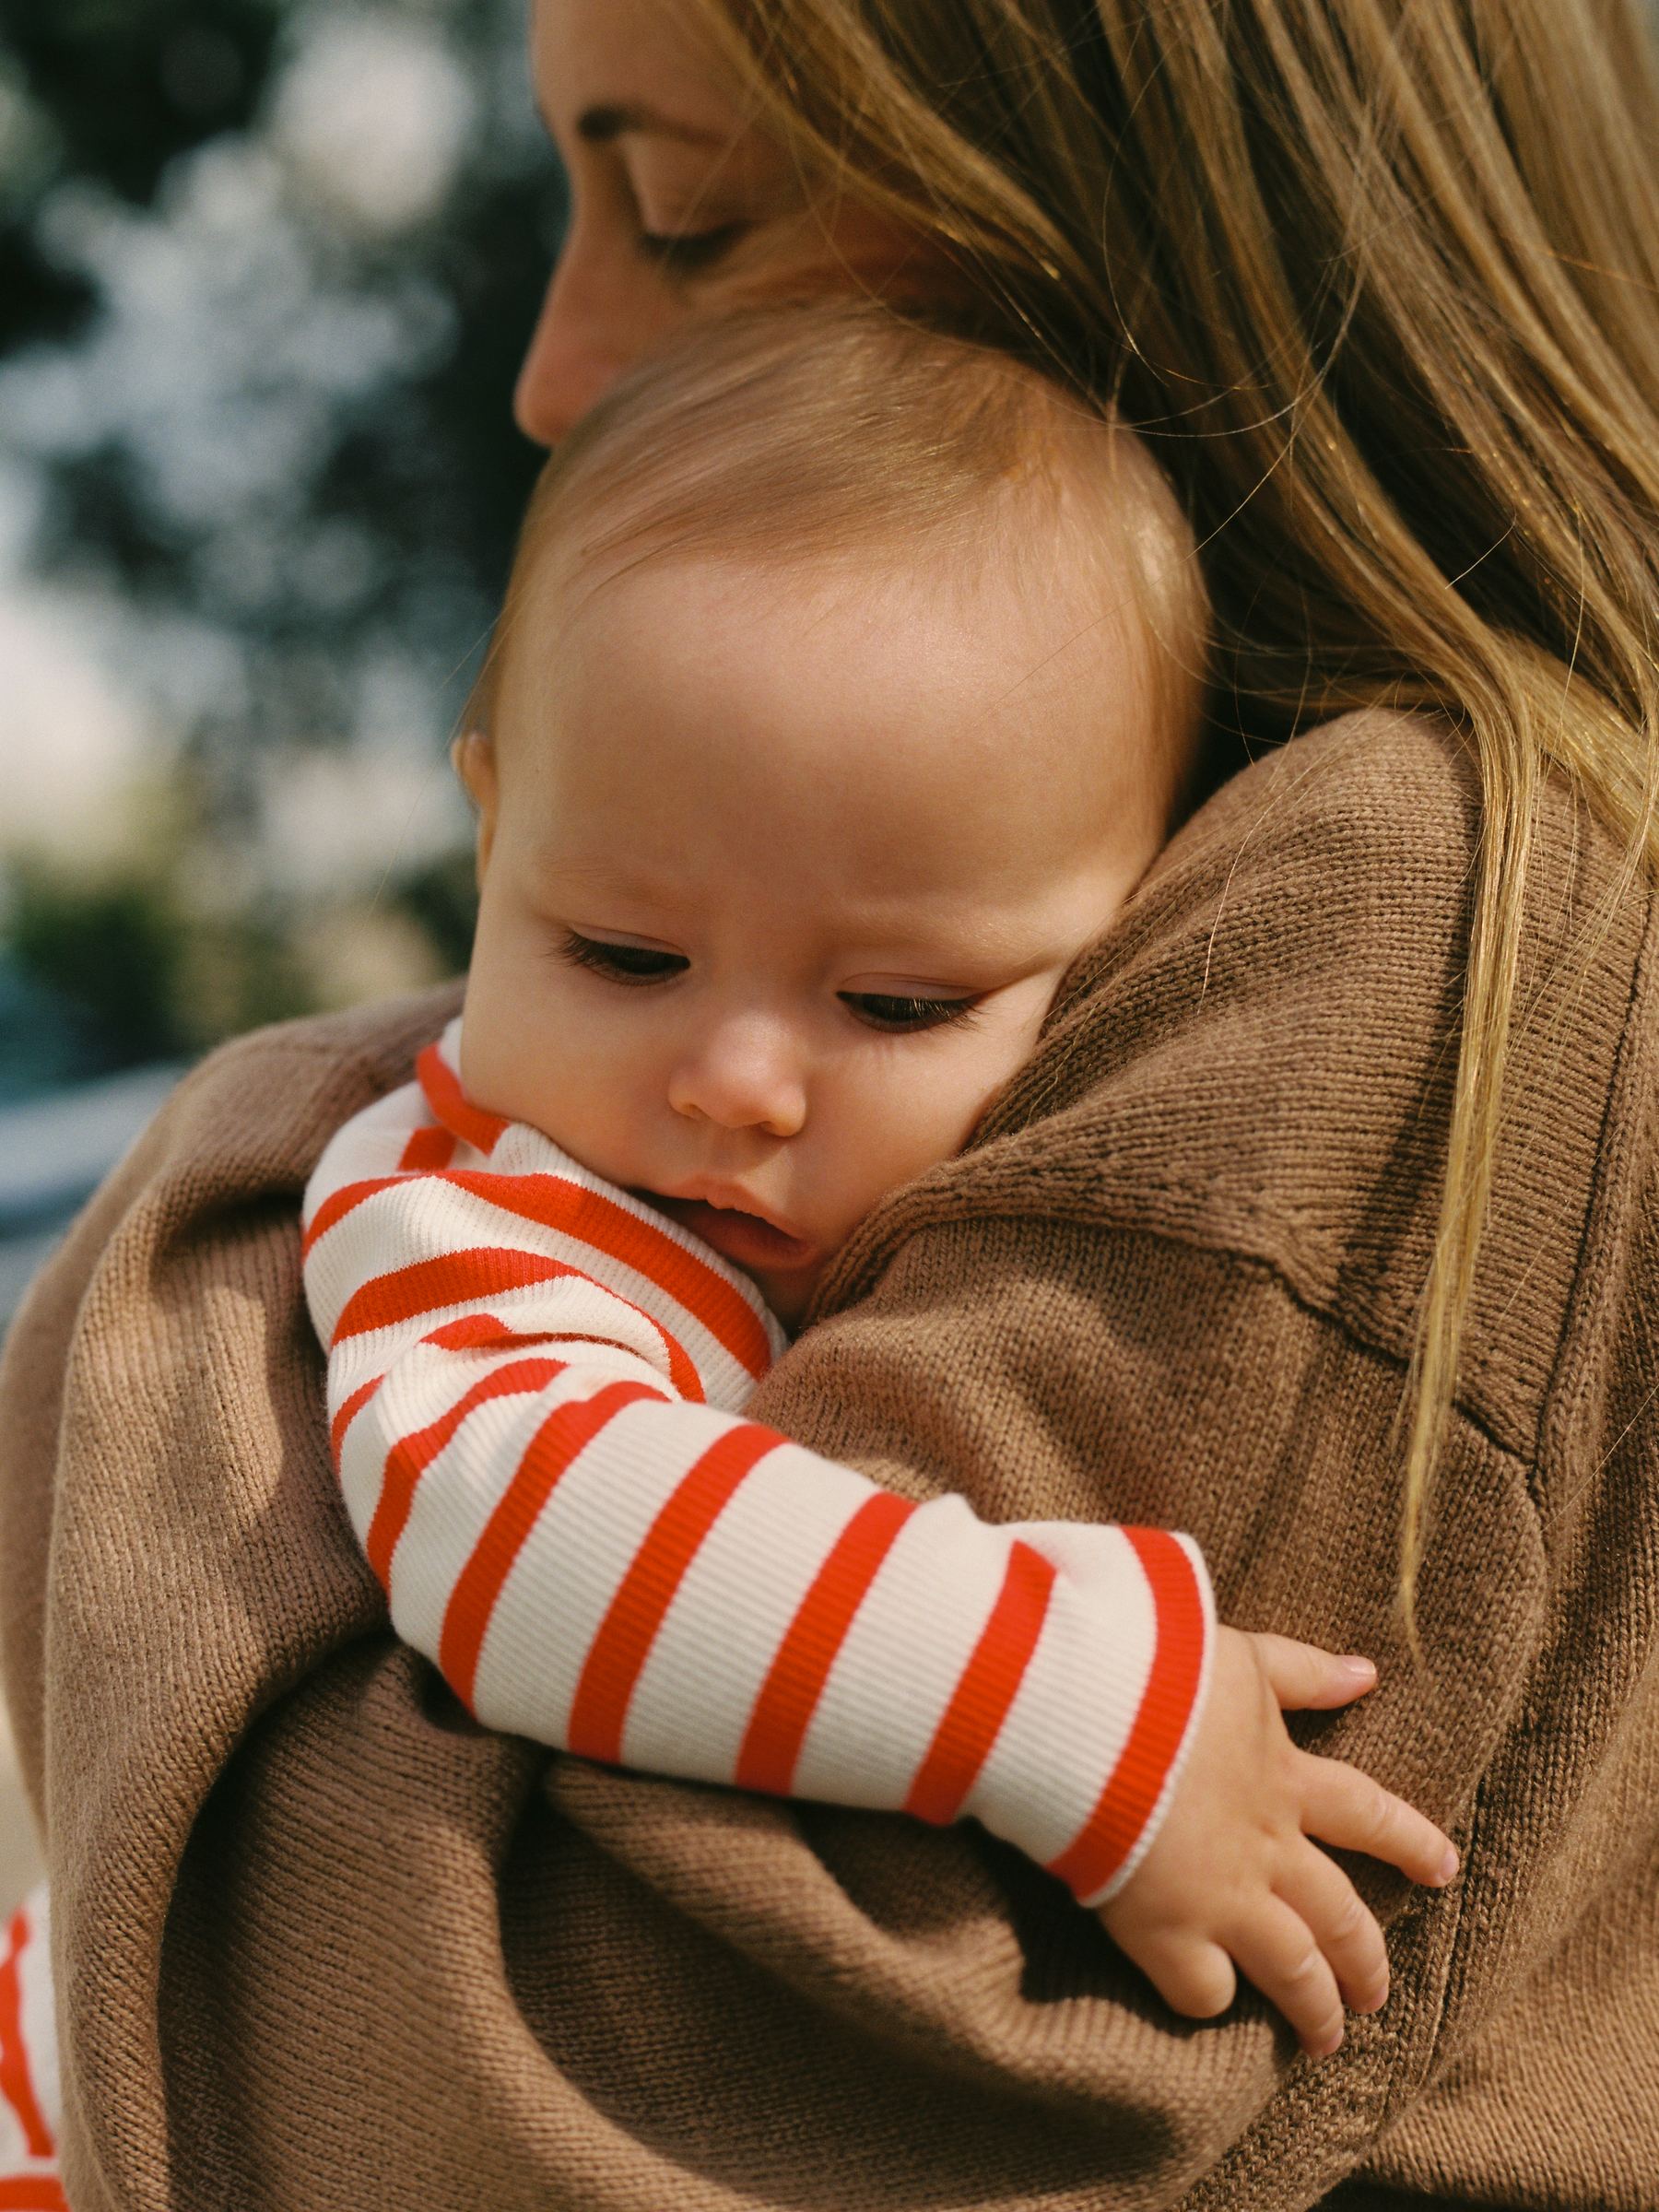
1274, 1841, 1389, 2014
1299, 1754, 1460, 1887
1230, 1895, 1347, 2056
1251, 1632, 1379, 1712
1101, 1912, 1237, 2021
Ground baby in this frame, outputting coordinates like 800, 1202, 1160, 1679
0, 308, 1457, 2198
303, 304, 1454, 2051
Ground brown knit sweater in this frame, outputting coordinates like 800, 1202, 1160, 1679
1, 712, 1654, 2211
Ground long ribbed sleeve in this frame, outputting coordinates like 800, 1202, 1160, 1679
300, 1017, 1215, 1906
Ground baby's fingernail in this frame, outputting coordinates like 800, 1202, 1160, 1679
1338, 1655, 1377, 1682
1311, 2030, 1344, 2059
1435, 1845, 1460, 1883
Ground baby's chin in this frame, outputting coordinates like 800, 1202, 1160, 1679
748, 1253, 831, 1334
636, 1191, 833, 1330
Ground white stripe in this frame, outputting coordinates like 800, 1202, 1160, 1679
382, 1375, 628, 1666
621, 1439, 878, 1779
311, 1175, 761, 1406
0, 1888, 57, 2179
335, 1336, 628, 1547
963, 1522, 1154, 1865
467, 1394, 742, 1740
316, 1263, 677, 1420
790, 1493, 1011, 1809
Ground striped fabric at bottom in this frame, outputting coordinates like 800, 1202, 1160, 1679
0, 1892, 63, 2210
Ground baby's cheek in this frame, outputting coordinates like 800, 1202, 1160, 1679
459, 973, 548, 1128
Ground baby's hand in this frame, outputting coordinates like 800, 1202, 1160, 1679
1097, 1627, 1458, 2057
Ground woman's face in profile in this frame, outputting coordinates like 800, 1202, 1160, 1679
519, 0, 941, 442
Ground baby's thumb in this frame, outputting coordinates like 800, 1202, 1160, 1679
1253, 1632, 1377, 1711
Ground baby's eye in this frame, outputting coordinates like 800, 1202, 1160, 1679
636, 222, 749, 276
559, 931, 688, 985
840, 992, 981, 1034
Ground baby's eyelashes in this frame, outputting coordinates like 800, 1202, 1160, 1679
557, 930, 688, 984
837, 992, 982, 1034
553, 931, 984, 1033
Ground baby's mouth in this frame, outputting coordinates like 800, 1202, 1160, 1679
642, 1192, 821, 1275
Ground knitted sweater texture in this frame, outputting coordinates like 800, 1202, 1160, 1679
0, 712, 1654, 2210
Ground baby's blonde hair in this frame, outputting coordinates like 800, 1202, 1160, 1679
467, 303, 1209, 829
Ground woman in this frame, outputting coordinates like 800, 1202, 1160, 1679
1, 2, 1655, 2206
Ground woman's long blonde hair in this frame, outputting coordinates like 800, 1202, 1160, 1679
686, 0, 1659, 1639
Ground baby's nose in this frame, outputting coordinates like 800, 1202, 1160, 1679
667, 1022, 807, 1139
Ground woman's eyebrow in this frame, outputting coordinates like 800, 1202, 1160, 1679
575, 101, 730, 148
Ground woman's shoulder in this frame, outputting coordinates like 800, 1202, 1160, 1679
138, 979, 465, 1197
3, 981, 464, 1366
841, 711, 1657, 1464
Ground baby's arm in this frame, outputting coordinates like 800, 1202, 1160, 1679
304, 1030, 1207, 1906
304, 1027, 1453, 2048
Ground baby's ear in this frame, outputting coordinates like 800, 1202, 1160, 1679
451, 730, 499, 879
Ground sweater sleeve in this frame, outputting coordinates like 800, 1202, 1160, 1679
301, 1018, 1215, 1909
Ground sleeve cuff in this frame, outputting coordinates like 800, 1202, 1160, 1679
1059, 1529, 1217, 1908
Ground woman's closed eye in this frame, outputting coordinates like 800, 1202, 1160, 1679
558, 930, 688, 984
636, 221, 750, 277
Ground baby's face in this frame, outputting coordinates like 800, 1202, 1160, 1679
461, 550, 1171, 1325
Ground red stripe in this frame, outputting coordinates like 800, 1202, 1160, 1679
330, 1373, 384, 1465
0, 1911, 53, 2162
440, 1171, 773, 1382
336, 1334, 570, 1481
904, 1540, 1055, 1826
333, 1247, 572, 1342
438, 1379, 665, 1708
363, 1357, 565, 1586
332, 1245, 703, 1398
400, 1124, 456, 1172
299, 1134, 459, 1258
418, 1041, 509, 1157
735, 1491, 916, 1795
0, 2182, 69, 2209
421, 1313, 552, 1352
568, 1422, 782, 1762
299, 1126, 454, 1260
1044, 1528, 1209, 1902
302, 1173, 405, 1259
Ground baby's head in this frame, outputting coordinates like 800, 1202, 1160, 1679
457, 305, 1207, 1324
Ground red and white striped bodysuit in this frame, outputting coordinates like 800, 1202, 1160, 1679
305, 1018, 1216, 1905
0, 1018, 1216, 2189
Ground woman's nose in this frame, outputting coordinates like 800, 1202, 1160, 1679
667, 1021, 808, 1140
513, 216, 686, 445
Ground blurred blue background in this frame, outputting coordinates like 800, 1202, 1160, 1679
0, 0, 560, 1319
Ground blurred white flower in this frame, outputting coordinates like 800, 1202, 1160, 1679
0, 53, 60, 199
0, 588, 161, 862
269, 12, 477, 234
256, 724, 467, 900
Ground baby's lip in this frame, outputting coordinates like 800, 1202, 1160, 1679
640, 1183, 821, 1272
